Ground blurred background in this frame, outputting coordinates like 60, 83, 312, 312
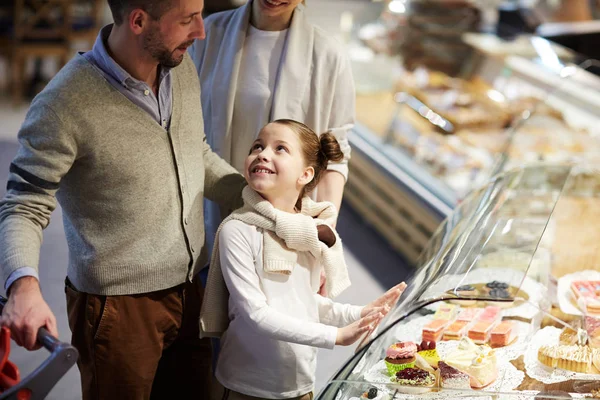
0, 0, 599, 399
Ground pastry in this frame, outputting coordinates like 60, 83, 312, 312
468, 321, 496, 344
391, 367, 436, 394
384, 342, 417, 376
572, 281, 596, 299
443, 321, 470, 341
434, 303, 459, 320
422, 319, 450, 342
484, 281, 509, 295
445, 337, 498, 388
456, 307, 482, 322
586, 316, 600, 349
490, 321, 516, 347
359, 387, 389, 400
417, 341, 440, 368
450, 284, 477, 306
537, 344, 593, 373
437, 361, 471, 389
580, 297, 600, 316
486, 288, 513, 308
559, 324, 581, 346
477, 306, 502, 324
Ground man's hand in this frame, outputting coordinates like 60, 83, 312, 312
336, 312, 382, 346
0, 277, 58, 350
361, 282, 407, 318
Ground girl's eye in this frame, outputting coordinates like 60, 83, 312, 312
252, 144, 263, 151
277, 145, 288, 152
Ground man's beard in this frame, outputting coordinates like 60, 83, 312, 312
143, 26, 192, 68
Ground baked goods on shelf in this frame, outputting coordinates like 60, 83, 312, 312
490, 321, 517, 347
437, 361, 471, 389
444, 337, 498, 388
391, 367, 436, 394
537, 344, 595, 373
384, 342, 417, 375
417, 341, 440, 368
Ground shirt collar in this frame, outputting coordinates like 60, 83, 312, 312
90, 24, 172, 90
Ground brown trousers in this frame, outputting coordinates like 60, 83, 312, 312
65, 277, 212, 400
220, 388, 313, 400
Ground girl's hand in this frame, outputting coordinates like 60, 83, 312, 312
361, 282, 407, 318
336, 312, 382, 346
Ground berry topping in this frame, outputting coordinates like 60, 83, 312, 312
456, 285, 475, 291
395, 367, 431, 380
486, 281, 509, 290
489, 288, 510, 299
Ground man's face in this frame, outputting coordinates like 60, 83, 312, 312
142, 0, 205, 68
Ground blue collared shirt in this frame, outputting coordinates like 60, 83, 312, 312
84, 24, 173, 129
4, 24, 174, 291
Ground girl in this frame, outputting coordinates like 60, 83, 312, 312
190, 0, 356, 271
201, 119, 406, 400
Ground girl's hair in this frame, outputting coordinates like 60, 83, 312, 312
272, 119, 343, 196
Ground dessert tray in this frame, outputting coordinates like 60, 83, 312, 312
557, 270, 600, 317
524, 326, 600, 384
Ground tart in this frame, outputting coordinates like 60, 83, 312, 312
537, 344, 593, 373
417, 341, 440, 369
384, 342, 417, 376
391, 367, 436, 394
437, 361, 471, 389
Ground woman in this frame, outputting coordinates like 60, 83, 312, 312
189, 0, 355, 260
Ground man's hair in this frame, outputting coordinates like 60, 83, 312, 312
107, 0, 174, 25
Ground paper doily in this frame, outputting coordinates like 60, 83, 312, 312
392, 316, 531, 361
557, 270, 600, 317
523, 326, 600, 384
422, 268, 547, 321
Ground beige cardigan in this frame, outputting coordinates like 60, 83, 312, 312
200, 187, 351, 338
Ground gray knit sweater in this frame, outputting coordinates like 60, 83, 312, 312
0, 54, 246, 295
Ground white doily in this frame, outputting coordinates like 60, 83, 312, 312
557, 270, 600, 317
422, 268, 547, 321
523, 326, 600, 383
391, 316, 531, 361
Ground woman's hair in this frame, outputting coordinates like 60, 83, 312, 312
272, 119, 343, 196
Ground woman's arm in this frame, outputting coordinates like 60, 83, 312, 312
219, 221, 338, 349
318, 53, 356, 215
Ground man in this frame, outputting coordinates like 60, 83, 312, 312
0, 0, 245, 398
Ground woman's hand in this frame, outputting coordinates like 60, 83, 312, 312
361, 282, 407, 318
336, 312, 382, 346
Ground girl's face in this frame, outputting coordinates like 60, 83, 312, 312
244, 123, 314, 205
254, 0, 303, 22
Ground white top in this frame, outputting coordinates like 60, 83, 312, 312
231, 26, 288, 172
216, 220, 363, 399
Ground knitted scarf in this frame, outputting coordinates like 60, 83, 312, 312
199, 186, 351, 338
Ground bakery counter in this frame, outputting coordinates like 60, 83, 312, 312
317, 164, 600, 400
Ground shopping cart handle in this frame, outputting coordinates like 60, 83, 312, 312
0, 295, 79, 400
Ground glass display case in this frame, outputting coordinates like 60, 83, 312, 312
343, 0, 600, 262
317, 163, 600, 400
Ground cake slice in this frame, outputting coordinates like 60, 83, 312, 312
434, 303, 459, 320
468, 321, 496, 344
444, 337, 498, 388
490, 321, 516, 347
438, 361, 471, 389
422, 319, 449, 342
443, 321, 469, 341
392, 367, 436, 394
477, 306, 502, 324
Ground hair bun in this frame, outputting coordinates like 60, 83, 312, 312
319, 133, 344, 163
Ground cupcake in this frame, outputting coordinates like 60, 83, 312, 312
450, 284, 478, 306
417, 340, 440, 369
385, 342, 417, 376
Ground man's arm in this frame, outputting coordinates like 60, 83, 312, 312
0, 98, 76, 349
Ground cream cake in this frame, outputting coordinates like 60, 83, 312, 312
444, 337, 498, 388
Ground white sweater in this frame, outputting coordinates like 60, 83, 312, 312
215, 220, 363, 399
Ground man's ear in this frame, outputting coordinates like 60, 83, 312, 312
129, 9, 149, 35
298, 166, 315, 186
